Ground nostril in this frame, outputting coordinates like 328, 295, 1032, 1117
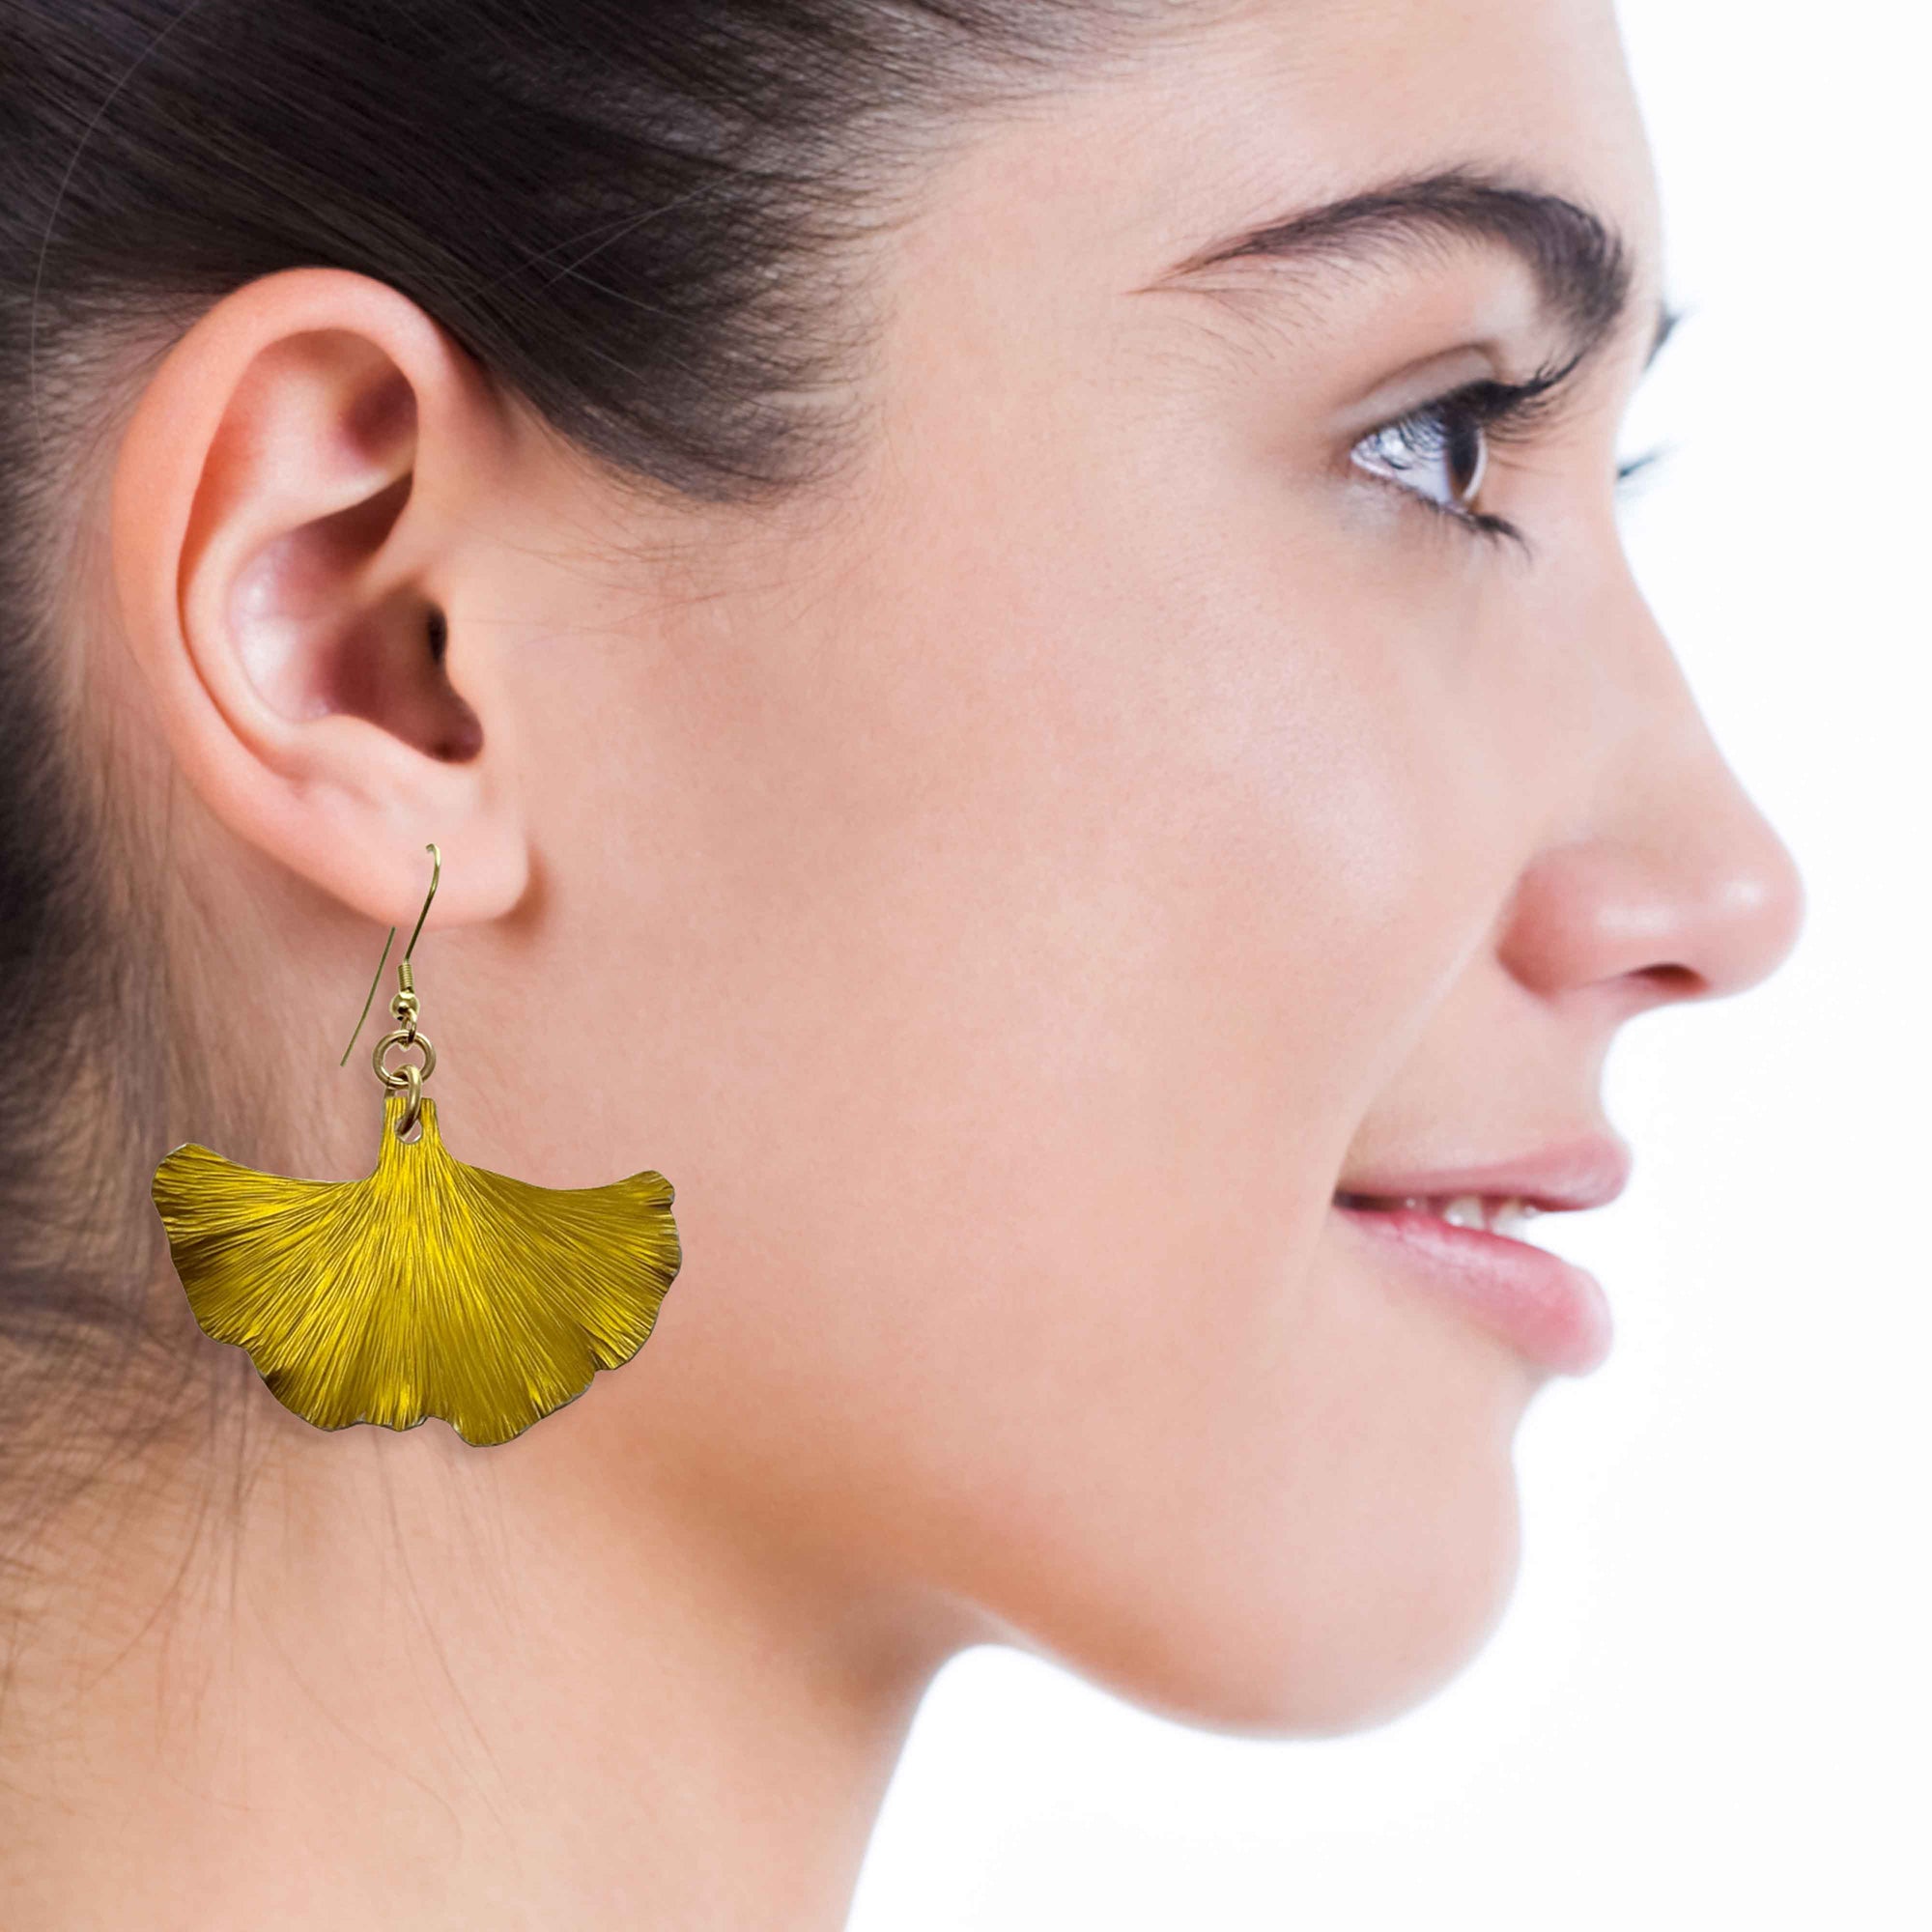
1639, 962, 1705, 997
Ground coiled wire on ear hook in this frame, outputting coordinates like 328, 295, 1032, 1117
340, 843, 441, 1139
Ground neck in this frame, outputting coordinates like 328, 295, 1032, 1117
0, 1401, 962, 1930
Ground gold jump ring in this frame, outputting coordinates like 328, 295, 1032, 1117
373, 1027, 437, 1091
394, 1060, 425, 1139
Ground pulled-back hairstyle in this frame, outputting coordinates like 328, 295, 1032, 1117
0, 0, 1179, 1588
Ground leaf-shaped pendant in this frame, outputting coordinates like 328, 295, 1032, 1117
153, 1093, 681, 1446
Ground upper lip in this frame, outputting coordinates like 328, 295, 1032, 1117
1333, 1132, 1633, 1213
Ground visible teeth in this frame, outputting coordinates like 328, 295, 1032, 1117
1487, 1197, 1541, 1237
1337, 1191, 1548, 1236
1430, 1194, 1544, 1235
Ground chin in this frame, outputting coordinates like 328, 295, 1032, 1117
1015, 1444, 1526, 1743
1253, 1481, 1524, 1740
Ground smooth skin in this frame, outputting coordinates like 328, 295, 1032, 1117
4, 1, 1803, 1925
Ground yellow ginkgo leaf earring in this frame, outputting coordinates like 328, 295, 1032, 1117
152, 842, 682, 1447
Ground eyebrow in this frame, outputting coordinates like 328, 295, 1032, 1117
1145, 163, 1682, 375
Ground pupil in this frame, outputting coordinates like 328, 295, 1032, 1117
1449, 421, 1485, 504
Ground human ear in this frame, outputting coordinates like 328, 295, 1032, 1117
107, 265, 528, 934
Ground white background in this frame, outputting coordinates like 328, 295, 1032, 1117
850, 4, 1930, 1925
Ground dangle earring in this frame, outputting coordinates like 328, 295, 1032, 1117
152, 843, 682, 1447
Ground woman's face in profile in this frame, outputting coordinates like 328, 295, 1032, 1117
466, 0, 1804, 1734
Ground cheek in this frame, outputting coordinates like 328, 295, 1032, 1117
603, 436, 1526, 1732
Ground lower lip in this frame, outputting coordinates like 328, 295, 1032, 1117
1331, 1201, 1613, 1376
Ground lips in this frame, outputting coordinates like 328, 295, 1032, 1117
1329, 1134, 1628, 1376
1331, 1199, 1613, 1375
1333, 1133, 1633, 1215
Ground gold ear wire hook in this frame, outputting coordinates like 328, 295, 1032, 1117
340, 842, 442, 1066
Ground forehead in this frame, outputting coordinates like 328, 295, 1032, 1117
1154, 0, 1654, 208
923, 0, 1662, 301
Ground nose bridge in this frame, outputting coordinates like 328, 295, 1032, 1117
1501, 567, 1807, 1006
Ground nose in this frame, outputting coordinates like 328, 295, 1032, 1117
1496, 613, 1807, 1016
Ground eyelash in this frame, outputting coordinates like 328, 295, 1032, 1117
1356, 348, 1669, 558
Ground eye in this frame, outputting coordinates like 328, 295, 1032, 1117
1350, 393, 1492, 520
1346, 355, 1671, 559
1349, 386, 1529, 552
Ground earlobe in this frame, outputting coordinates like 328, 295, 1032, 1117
107, 267, 528, 934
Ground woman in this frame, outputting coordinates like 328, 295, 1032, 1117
0, 1, 1804, 1924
